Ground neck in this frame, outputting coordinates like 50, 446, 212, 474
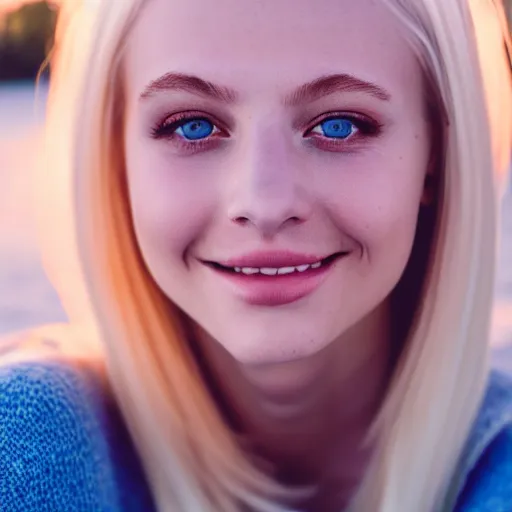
189, 303, 393, 510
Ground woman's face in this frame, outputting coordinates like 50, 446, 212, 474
123, 0, 431, 365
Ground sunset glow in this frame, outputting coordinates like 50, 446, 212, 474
0, 0, 61, 13
0, 0, 28, 9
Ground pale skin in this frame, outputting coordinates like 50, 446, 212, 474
122, 0, 432, 508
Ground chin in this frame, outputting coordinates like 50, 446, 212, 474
216, 323, 332, 366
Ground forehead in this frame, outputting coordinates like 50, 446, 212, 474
124, 0, 422, 102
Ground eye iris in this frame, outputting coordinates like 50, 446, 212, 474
180, 119, 214, 140
321, 118, 354, 139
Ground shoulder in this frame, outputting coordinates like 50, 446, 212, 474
0, 355, 122, 511
457, 424, 512, 511
0, 326, 155, 512
455, 369, 512, 511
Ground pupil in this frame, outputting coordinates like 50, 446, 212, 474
182, 119, 213, 140
322, 118, 353, 139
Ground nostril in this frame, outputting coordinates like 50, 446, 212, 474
232, 216, 250, 225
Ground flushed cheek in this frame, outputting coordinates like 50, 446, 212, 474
126, 154, 217, 269
367, 206, 420, 270
324, 180, 423, 280
366, 200, 419, 258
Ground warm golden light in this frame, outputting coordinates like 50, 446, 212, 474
0, 0, 62, 13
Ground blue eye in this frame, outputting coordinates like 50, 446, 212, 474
176, 118, 214, 140
313, 118, 356, 139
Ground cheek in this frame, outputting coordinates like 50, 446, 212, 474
323, 149, 428, 275
361, 174, 423, 246
124, 140, 216, 263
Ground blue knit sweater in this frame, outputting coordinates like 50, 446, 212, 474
1, 361, 512, 511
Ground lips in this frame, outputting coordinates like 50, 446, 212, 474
206, 251, 344, 276
200, 250, 347, 306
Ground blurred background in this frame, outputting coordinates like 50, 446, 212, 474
0, 1, 511, 369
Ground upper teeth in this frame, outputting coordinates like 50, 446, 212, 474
234, 261, 322, 275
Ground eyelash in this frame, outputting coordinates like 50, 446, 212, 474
150, 110, 383, 154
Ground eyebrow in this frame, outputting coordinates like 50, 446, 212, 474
139, 72, 391, 105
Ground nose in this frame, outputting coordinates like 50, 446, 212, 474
226, 128, 313, 238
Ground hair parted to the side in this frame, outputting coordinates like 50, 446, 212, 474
42, 0, 511, 510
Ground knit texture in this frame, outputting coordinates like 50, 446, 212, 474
454, 371, 512, 511
0, 361, 154, 512
0, 360, 511, 511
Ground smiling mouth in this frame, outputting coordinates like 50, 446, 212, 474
203, 252, 347, 276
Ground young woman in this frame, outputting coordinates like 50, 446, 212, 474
1, 0, 512, 511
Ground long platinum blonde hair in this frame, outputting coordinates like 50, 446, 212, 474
39, 0, 512, 511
